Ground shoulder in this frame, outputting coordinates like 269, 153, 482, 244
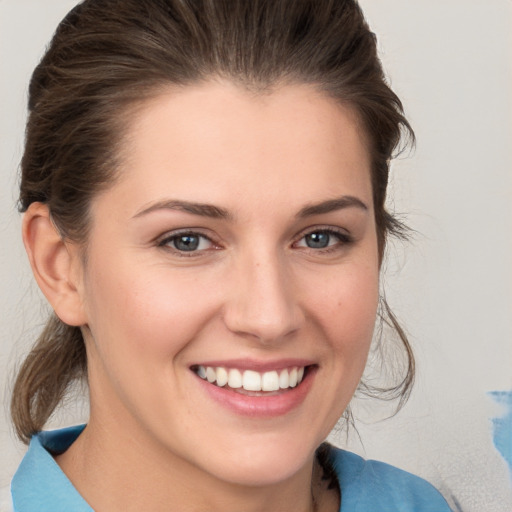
329, 447, 452, 512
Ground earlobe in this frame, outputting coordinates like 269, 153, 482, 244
22, 202, 87, 327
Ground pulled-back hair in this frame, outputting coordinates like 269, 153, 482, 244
12, 0, 415, 443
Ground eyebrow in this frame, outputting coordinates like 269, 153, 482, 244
296, 196, 368, 218
132, 195, 368, 221
133, 199, 232, 220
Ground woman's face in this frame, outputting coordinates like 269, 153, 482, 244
77, 81, 379, 486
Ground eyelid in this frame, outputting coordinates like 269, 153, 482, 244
292, 226, 353, 250
294, 225, 351, 241
156, 228, 220, 255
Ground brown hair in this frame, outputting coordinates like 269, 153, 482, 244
12, 0, 415, 443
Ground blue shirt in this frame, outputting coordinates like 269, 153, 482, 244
10, 425, 452, 511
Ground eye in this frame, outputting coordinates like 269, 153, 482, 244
303, 232, 332, 249
295, 229, 351, 250
158, 231, 215, 253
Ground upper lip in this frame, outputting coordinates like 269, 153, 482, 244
190, 358, 316, 372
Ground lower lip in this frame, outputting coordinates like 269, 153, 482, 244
194, 367, 317, 418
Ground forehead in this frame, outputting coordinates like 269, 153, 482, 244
100, 81, 373, 217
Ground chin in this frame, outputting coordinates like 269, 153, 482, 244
194, 432, 318, 487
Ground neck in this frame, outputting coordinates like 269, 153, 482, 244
56, 417, 335, 512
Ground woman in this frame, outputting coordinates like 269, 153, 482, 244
6, 0, 452, 510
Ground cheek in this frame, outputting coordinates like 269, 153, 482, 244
298, 260, 379, 435
312, 262, 379, 356
83, 260, 219, 369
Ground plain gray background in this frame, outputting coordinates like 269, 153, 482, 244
1, 1, 511, 510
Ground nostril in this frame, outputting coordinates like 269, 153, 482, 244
223, 306, 304, 344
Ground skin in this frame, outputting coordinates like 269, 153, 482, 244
24, 81, 380, 512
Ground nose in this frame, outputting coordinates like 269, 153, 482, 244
222, 251, 304, 344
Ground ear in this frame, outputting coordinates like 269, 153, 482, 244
22, 202, 87, 326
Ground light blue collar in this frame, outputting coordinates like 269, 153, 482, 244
11, 425, 92, 512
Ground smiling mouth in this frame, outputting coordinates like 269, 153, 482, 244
192, 365, 310, 394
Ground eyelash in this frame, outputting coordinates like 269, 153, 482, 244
293, 227, 352, 253
157, 230, 218, 257
156, 227, 353, 257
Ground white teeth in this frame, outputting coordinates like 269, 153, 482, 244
195, 365, 306, 392
206, 366, 216, 383
261, 371, 279, 392
289, 367, 298, 387
228, 368, 242, 388
279, 369, 289, 389
216, 367, 228, 387
243, 370, 262, 391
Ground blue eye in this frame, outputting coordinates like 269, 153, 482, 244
304, 232, 331, 248
173, 234, 201, 251
159, 232, 213, 253
296, 229, 350, 250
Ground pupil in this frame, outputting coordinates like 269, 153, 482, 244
174, 235, 199, 251
306, 232, 329, 248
